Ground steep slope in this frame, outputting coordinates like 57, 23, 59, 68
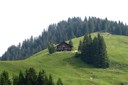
0, 33, 128, 85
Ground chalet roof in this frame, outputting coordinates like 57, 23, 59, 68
57, 41, 72, 48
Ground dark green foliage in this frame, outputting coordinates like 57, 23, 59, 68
48, 43, 55, 54
13, 76, 18, 85
1, 16, 128, 60
12, 68, 63, 85
81, 34, 93, 64
18, 71, 25, 85
13, 71, 25, 85
97, 34, 109, 68
0, 71, 11, 85
25, 68, 37, 85
47, 75, 55, 85
80, 34, 109, 68
92, 37, 100, 67
36, 70, 56, 85
37, 70, 46, 85
68, 39, 73, 47
0, 68, 62, 85
56, 78, 63, 85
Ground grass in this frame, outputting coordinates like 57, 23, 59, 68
0, 33, 128, 85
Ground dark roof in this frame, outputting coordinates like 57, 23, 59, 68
57, 41, 72, 48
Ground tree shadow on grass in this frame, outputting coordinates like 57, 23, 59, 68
110, 61, 128, 71
62, 56, 94, 69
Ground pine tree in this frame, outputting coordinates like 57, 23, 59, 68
81, 34, 92, 64
18, 71, 25, 85
92, 34, 109, 68
25, 68, 37, 85
81, 35, 88, 62
0, 71, 11, 85
47, 75, 55, 85
80, 33, 109, 68
92, 37, 100, 67
44, 75, 49, 85
56, 78, 63, 85
97, 34, 109, 68
13, 76, 18, 85
37, 70, 46, 85
87, 35, 93, 64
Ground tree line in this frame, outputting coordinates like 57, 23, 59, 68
0, 68, 63, 85
1, 17, 128, 60
77, 34, 109, 68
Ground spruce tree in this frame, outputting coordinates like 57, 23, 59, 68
18, 71, 25, 85
87, 35, 93, 64
81, 34, 92, 64
0, 71, 11, 85
97, 34, 109, 68
92, 37, 100, 67
56, 78, 63, 85
92, 34, 109, 68
47, 75, 55, 85
37, 70, 46, 85
81, 35, 88, 62
13, 76, 18, 85
80, 33, 109, 68
25, 68, 37, 85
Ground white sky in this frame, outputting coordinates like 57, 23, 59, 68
0, 0, 128, 56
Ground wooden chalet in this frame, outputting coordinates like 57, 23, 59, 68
56, 42, 72, 51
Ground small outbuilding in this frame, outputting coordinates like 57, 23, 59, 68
56, 42, 72, 51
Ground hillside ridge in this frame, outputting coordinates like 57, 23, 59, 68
0, 33, 128, 85
1, 16, 128, 60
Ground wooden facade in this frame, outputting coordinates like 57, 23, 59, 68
56, 42, 72, 51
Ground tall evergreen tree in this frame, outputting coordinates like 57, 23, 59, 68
56, 78, 63, 85
81, 34, 92, 64
13, 76, 18, 85
80, 33, 109, 68
2, 68, 63, 85
18, 71, 25, 85
47, 75, 55, 85
92, 37, 99, 67
97, 34, 109, 68
0, 71, 11, 85
25, 68, 37, 85
37, 70, 46, 85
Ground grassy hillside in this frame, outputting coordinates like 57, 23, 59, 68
0, 33, 128, 85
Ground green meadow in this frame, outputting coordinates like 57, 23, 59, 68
0, 33, 128, 85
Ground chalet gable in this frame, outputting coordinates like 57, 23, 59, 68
56, 42, 72, 51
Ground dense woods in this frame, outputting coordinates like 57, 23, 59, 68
1, 16, 128, 60
0, 68, 63, 85
78, 34, 109, 68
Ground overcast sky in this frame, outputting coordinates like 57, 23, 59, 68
0, 0, 128, 56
